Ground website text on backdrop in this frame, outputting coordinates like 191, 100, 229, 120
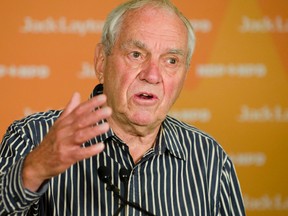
0, 0, 245, 215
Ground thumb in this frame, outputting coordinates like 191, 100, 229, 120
60, 92, 81, 119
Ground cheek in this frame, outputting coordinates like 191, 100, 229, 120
105, 57, 135, 83
164, 77, 186, 103
104, 67, 134, 100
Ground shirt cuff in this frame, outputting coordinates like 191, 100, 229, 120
2, 157, 48, 212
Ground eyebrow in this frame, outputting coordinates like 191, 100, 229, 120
121, 39, 147, 50
167, 49, 185, 57
121, 39, 185, 56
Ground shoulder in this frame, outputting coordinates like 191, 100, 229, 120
1, 110, 63, 156
3, 110, 62, 143
164, 115, 229, 161
11, 110, 63, 129
164, 115, 219, 144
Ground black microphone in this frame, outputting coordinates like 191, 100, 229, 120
119, 167, 130, 183
98, 166, 121, 195
114, 167, 131, 215
98, 165, 111, 183
119, 167, 130, 200
97, 166, 155, 216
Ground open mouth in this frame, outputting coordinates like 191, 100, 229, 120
136, 92, 157, 100
138, 93, 153, 99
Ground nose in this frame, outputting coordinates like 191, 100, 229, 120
138, 61, 162, 84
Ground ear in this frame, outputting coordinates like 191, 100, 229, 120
94, 43, 106, 84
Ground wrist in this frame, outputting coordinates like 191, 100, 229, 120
22, 154, 46, 192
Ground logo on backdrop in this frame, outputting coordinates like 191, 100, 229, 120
196, 63, 267, 78
78, 62, 95, 79
0, 64, 50, 79
238, 105, 288, 122
239, 16, 288, 33
169, 108, 211, 123
244, 194, 288, 211
19, 16, 213, 36
230, 152, 266, 166
190, 19, 212, 33
20, 17, 104, 36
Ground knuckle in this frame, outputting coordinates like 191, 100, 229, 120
75, 120, 85, 129
73, 130, 85, 143
74, 105, 85, 116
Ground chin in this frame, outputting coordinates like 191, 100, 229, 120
130, 112, 162, 127
133, 117, 153, 126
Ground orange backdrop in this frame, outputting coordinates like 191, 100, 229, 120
1, 0, 287, 215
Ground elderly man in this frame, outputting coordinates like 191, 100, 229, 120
0, 0, 245, 215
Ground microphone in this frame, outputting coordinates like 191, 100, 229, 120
119, 167, 130, 183
119, 167, 130, 201
98, 165, 120, 195
97, 166, 155, 216
114, 167, 130, 215
97, 165, 111, 183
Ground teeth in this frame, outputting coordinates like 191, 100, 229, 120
139, 93, 152, 99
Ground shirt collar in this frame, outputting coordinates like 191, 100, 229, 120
89, 84, 186, 161
156, 117, 187, 161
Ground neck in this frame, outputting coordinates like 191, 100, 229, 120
108, 117, 161, 163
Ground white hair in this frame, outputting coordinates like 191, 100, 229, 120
101, 0, 196, 68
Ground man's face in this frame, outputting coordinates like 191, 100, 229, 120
99, 6, 189, 132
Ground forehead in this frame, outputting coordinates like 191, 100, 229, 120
116, 5, 188, 51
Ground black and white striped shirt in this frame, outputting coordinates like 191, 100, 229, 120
0, 85, 245, 215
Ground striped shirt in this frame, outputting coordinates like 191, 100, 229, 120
0, 85, 245, 216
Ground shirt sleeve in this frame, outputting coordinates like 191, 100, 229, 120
219, 156, 246, 216
0, 122, 46, 215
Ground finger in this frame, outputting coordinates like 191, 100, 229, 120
75, 142, 106, 160
72, 122, 110, 144
70, 106, 112, 131
59, 94, 109, 130
72, 94, 107, 117
54, 105, 111, 148
57, 102, 111, 139
52, 94, 110, 145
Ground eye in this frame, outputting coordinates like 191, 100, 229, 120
163, 56, 183, 70
130, 51, 141, 59
127, 51, 146, 63
168, 58, 177, 65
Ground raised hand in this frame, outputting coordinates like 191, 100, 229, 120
22, 92, 112, 192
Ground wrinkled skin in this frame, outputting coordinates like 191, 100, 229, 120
94, 5, 189, 161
